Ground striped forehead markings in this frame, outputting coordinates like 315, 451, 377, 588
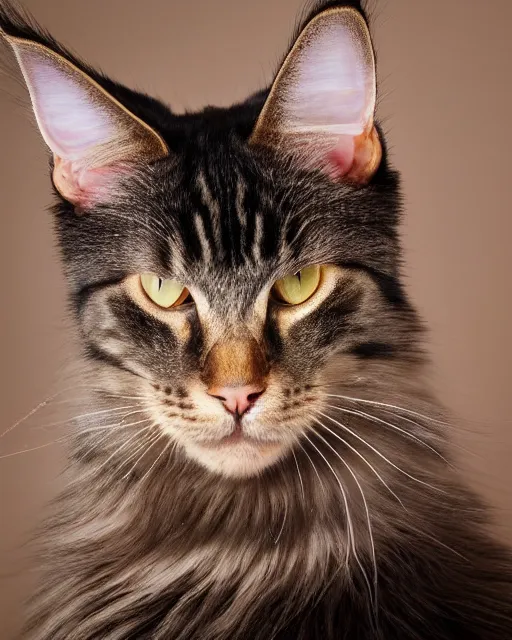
189, 170, 268, 266
196, 170, 223, 256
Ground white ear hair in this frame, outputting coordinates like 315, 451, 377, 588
251, 7, 381, 183
286, 12, 375, 136
4, 35, 168, 204
12, 43, 118, 162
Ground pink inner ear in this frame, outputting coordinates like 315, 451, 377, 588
324, 135, 356, 179
17, 51, 115, 161
53, 158, 128, 207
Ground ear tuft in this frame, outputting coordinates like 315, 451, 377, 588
251, 7, 381, 184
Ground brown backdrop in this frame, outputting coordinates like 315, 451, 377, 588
1, 0, 511, 636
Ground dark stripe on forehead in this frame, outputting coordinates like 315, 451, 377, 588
261, 209, 280, 260
176, 142, 285, 268
190, 157, 263, 266
157, 235, 173, 273
179, 171, 211, 263
197, 163, 225, 258
210, 163, 243, 265
241, 177, 281, 263
284, 216, 303, 261
241, 178, 259, 258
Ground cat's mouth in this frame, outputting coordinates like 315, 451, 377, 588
200, 422, 282, 452
172, 411, 296, 477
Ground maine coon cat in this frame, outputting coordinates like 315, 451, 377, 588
1, 0, 512, 638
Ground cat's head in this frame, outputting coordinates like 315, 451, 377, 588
1, 2, 421, 478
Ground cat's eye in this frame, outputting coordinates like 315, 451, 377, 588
271, 265, 322, 305
140, 273, 190, 309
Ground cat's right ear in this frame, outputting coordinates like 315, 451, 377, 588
250, 6, 381, 185
1, 31, 168, 207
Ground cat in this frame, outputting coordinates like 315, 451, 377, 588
1, 0, 512, 638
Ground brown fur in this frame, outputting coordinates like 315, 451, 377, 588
0, 1, 511, 638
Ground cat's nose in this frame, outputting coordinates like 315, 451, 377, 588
208, 384, 266, 417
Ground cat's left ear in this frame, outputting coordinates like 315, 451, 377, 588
3, 35, 168, 206
250, 7, 381, 184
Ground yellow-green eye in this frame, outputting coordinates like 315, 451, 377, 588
271, 265, 321, 305
140, 273, 190, 309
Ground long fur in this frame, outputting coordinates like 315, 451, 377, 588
1, 1, 511, 639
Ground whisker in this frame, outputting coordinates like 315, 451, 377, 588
408, 526, 469, 561
311, 423, 377, 607
114, 429, 160, 474
302, 433, 353, 567
32, 405, 146, 433
137, 438, 173, 485
70, 411, 152, 441
0, 439, 65, 460
0, 387, 106, 440
305, 431, 377, 614
325, 393, 452, 427
291, 447, 305, 503
378, 408, 481, 460
274, 496, 287, 545
313, 413, 406, 510
0, 369, 179, 441
93, 425, 156, 475
30, 405, 144, 433
296, 439, 325, 492
0, 385, 152, 440
66, 405, 143, 421
75, 431, 118, 464
34, 384, 159, 401
167, 439, 180, 465
270, 465, 288, 545
324, 404, 447, 463
33, 403, 169, 441
75, 416, 153, 436
122, 431, 166, 480
1, 394, 62, 440
0, 390, 105, 440
318, 411, 444, 494
73, 418, 154, 463
101, 394, 159, 401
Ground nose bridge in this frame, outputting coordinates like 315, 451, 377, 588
202, 334, 268, 389
196, 296, 266, 354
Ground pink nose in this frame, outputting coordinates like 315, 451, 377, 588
208, 384, 265, 416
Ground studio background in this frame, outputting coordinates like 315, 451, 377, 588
1, 0, 511, 636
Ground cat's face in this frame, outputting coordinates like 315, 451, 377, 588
69, 140, 406, 477
2, 4, 415, 477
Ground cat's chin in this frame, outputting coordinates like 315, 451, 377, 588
185, 437, 288, 478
